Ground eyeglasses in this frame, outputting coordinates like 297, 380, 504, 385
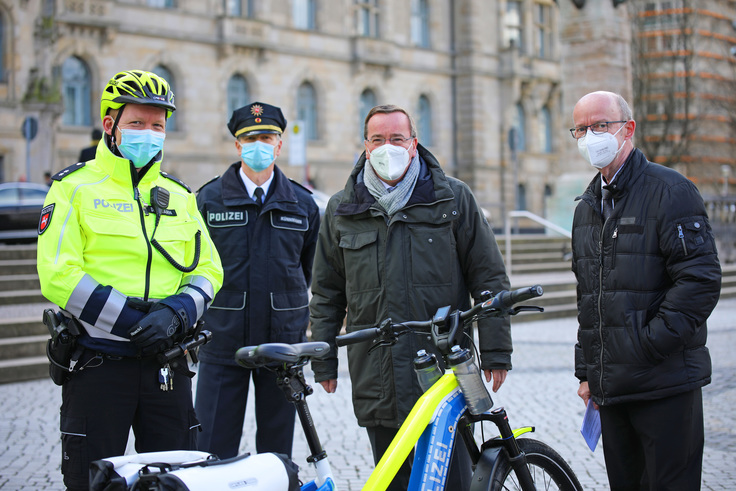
569, 121, 627, 140
366, 136, 413, 146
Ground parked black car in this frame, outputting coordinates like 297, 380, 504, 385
0, 182, 49, 241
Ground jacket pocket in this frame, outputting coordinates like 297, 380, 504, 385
85, 212, 140, 238
209, 290, 246, 311
339, 230, 380, 292
408, 224, 455, 286
270, 290, 309, 343
675, 216, 713, 257
153, 219, 200, 266
60, 415, 87, 477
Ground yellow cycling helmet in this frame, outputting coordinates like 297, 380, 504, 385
100, 70, 176, 121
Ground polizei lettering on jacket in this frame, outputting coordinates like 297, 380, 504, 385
93, 199, 134, 212
208, 210, 247, 227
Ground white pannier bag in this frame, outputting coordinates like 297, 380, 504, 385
90, 450, 300, 491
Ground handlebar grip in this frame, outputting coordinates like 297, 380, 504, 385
159, 330, 213, 363
336, 327, 381, 347
495, 285, 544, 309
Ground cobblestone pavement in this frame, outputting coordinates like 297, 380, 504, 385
1, 298, 735, 490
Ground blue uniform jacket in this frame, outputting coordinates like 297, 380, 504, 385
196, 163, 320, 365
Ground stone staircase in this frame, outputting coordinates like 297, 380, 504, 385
1, 237, 735, 384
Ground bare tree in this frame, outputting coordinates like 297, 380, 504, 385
629, 0, 696, 169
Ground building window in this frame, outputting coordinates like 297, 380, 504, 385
504, 1, 523, 51
417, 95, 433, 146
517, 183, 527, 210
355, 0, 379, 38
0, 14, 5, 82
540, 105, 552, 153
297, 81, 318, 140
513, 103, 526, 152
62, 56, 92, 126
410, 0, 430, 48
359, 89, 376, 140
227, 74, 250, 119
535, 3, 552, 59
294, 0, 316, 30
148, 0, 175, 8
152, 65, 178, 131
225, 0, 253, 17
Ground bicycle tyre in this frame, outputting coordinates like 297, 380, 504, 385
489, 438, 583, 491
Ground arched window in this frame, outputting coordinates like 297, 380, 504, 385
513, 103, 526, 152
62, 56, 92, 126
417, 95, 433, 146
359, 89, 376, 140
297, 82, 318, 140
517, 183, 527, 211
293, 0, 316, 30
227, 74, 249, 118
152, 65, 178, 131
540, 105, 552, 153
411, 0, 430, 47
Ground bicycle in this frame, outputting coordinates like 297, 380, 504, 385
234, 285, 583, 491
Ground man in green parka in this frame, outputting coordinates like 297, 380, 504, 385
309, 104, 511, 490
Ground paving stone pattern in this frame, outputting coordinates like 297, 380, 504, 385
1, 299, 736, 490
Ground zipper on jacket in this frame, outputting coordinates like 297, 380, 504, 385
610, 227, 618, 269
135, 187, 154, 301
677, 223, 688, 255
597, 224, 606, 405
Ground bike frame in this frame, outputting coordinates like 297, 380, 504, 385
366, 373, 464, 491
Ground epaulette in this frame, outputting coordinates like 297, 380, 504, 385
52, 162, 86, 181
197, 175, 221, 193
160, 171, 192, 193
288, 178, 313, 194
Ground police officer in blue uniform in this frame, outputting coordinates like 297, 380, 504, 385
195, 102, 320, 459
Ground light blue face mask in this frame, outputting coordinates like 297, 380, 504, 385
118, 128, 166, 168
241, 140, 275, 172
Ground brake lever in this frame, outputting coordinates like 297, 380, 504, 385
366, 325, 409, 354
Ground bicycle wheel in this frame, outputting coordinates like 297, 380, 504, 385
489, 438, 582, 491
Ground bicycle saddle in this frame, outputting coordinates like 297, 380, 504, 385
235, 341, 330, 369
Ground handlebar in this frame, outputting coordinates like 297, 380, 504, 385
158, 330, 213, 364
335, 285, 544, 350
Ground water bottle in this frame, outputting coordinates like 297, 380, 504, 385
447, 345, 493, 414
413, 349, 443, 392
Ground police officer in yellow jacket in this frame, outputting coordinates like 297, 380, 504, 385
37, 70, 223, 491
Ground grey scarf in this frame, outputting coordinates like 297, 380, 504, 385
363, 153, 421, 216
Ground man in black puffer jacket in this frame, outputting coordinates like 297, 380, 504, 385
570, 91, 721, 491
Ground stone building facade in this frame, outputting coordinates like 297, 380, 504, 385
0, 0, 565, 226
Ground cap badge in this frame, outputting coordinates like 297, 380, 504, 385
251, 104, 264, 117
255, 118, 262, 123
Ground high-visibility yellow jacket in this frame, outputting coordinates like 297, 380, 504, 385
37, 140, 223, 356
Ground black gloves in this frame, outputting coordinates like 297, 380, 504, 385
128, 302, 189, 356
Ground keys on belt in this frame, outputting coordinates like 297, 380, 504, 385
158, 364, 173, 391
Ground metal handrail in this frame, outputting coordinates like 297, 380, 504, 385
504, 210, 572, 275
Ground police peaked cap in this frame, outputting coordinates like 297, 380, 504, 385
228, 102, 287, 137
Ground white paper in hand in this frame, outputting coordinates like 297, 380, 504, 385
580, 400, 601, 451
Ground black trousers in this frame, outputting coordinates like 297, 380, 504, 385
366, 424, 473, 491
60, 353, 197, 491
195, 362, 296, 459
599, 388, 704, 491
